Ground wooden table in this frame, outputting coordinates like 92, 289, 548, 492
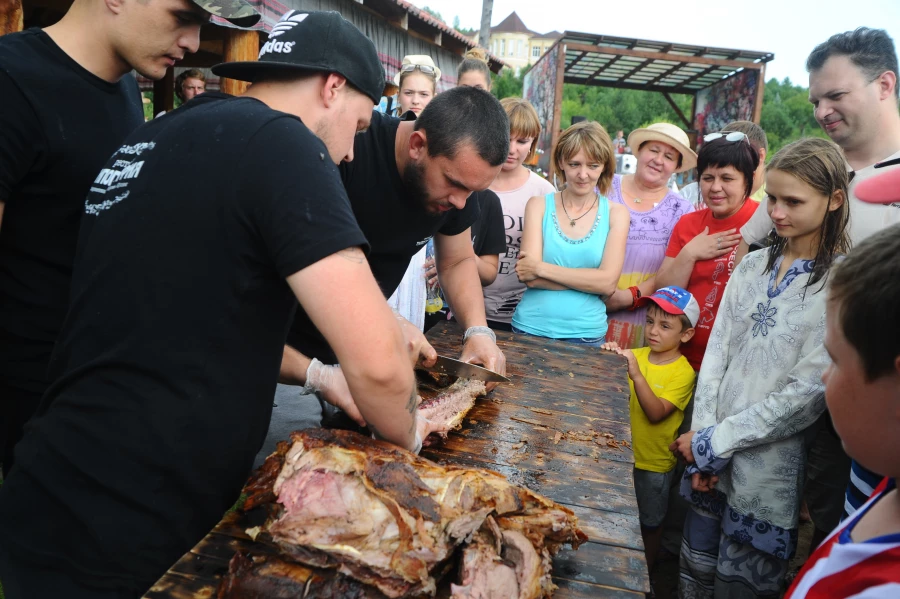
144, 322, 650, 598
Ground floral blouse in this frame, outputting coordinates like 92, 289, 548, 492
681, 250, 831, 559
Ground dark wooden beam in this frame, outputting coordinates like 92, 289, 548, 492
645, 61, 687, 86
584, 55, 625, 85
680, 64, 723, 88
662, 92, 691, 129
153, 68, 175, 115
617, 58, 653, 82
564, 42, 764, 71
752, 62, 767, 123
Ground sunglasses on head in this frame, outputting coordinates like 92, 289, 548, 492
703, 131, 749, 144
400, 64, 437, 77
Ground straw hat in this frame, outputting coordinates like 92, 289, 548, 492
393, 55, 442, 86
627, 123, 697, 173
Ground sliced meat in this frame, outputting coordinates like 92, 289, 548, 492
418, 379, 486, 437
242, 429, 585, 599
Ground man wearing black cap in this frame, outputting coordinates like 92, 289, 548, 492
0, 11, 430, 598
0, 0, 260, 479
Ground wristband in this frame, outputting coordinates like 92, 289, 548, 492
463, 326, 496, 344
627, 286, 641, 311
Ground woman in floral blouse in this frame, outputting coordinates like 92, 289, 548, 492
670, 138, 851, 598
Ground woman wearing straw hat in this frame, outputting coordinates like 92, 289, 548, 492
394, 55, 440, 116
603, 123, 696, 349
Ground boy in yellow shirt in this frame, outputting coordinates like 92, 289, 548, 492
602, 286, 698, 574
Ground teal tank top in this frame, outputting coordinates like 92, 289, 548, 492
512, 192, 611, 339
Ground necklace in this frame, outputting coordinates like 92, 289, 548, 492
561, 190, 598, 227
649, 353, 680, 366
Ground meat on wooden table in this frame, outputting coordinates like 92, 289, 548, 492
230, 428, 586, 599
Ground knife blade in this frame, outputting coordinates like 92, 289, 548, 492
417, 355, 509, 383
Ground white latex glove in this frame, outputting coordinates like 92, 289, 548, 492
304, 358, 365, 426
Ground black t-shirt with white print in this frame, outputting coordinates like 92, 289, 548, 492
0, 93, 367, 592
470, 189, 506, 257
0, 29, 144, 395
286, 110, 480, 363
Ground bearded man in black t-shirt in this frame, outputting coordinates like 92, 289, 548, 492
0, 11, 436, 599
0, 0, 260, 478
267, 87, 511, 444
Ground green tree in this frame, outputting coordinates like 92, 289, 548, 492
421, 6, 443, 23
491, 68, 524, 99
452, 15, 460, 29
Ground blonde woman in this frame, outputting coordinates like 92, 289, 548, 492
512, 122, 630, 345
394, 55, 439, 116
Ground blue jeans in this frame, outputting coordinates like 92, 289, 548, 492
511, 325, 605, 348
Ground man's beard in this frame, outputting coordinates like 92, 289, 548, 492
402, 159, 437, 214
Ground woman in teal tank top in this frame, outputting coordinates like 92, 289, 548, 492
512, 121, 630, 345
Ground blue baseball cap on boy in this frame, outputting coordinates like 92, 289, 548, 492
636, 286, 699, 327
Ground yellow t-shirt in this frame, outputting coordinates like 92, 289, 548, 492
628, 347, 696, 472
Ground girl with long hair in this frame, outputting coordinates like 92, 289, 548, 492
671, 137, 851, 598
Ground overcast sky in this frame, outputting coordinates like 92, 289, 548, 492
410, 0, 900, 86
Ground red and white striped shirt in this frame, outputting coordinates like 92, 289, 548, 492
786, 478, 900, 598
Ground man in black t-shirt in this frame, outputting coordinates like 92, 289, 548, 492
0, 11, 429, 599
270, 88, 511, 438
0, 0, 260, 477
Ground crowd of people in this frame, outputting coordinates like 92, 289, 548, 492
0, 2, 898, 598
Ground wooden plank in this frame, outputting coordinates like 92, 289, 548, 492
146, 321, 646, 597
220, 29, 258, 96
553, 543, 650, 593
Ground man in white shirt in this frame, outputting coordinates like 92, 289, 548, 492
736, 27, 900, 261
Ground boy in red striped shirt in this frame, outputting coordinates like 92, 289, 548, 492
786, 166, 900, 598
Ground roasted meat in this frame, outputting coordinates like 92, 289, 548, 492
241, 429, 585, 598
418, 379, 486, 436
217, 551, 388, 599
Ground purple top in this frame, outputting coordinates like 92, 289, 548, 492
605, 175, 692, 348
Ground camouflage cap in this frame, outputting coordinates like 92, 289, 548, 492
212, 10, 385, 104
193, 0, 260, 27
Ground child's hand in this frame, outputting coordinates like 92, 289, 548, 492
691, 472, 719, 494
617, 349, 640, 379
670, 431, 696, 464
601, 341, 620, 351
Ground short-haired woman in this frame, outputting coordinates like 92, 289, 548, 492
655, 132, 760, 371
511, 122, 630, 346
478, 98, 557, 330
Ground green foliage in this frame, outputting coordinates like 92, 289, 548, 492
559, 85, 693, 134
760, 77, 828, 155
491, 68, 525, 99
492, 72, 831, 156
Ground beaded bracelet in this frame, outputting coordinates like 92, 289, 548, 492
627, 286, 642, 311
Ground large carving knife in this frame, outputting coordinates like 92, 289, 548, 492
416, 355, 509, 383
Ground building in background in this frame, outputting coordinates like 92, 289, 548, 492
471, 12, 561, 73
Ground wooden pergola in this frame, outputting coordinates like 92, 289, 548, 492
524, 31, 774, 174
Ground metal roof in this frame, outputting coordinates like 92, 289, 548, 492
558, 31, 773, 94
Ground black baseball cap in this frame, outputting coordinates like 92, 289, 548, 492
212, 10, 385, 104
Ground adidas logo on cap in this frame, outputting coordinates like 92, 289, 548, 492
259, 11, 307, 57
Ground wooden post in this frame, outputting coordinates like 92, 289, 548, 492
221, 29, 259, 96
153, 67, 175, 116
752, 63, 767, 124
1, 0, 24, 36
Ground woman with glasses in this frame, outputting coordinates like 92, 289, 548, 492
394, 55, 440, 116
603, 123, 696, 349
655, 132, 759, 371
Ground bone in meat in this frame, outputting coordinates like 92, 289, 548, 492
417, 378, 486, 434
